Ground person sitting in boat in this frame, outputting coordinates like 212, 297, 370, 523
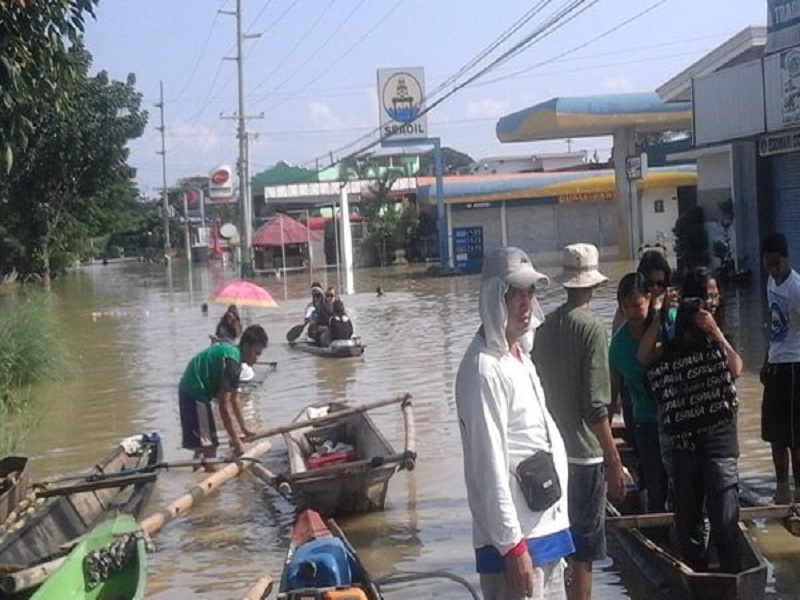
214, 304, 242, 343
647, 299, 742, 573
310, 287, 337, 345
324, 300, 354, 346
178, 325, 267, 470
304, 283, 325, 341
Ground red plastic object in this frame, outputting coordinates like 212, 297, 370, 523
307, 450, 357, 469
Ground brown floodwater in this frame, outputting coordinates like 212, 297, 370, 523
5, 256, 799, 599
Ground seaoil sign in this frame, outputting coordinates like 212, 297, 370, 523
377, 67, 428, 145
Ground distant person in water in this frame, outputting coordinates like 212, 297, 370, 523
376, 286, 385, 297
215, 304, 242, 342
178, 325, 267, 469
327, 300, 354, 344
201, 303, 209, 316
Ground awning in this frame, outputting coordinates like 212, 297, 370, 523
252, 213, 322, 247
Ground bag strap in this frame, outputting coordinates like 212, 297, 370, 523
527, 371, 553, 451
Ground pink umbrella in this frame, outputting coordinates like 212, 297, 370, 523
211, 280, 278, 308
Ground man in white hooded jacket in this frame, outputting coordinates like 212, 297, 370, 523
456, 247, 573, 600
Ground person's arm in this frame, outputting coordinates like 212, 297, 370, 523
456, 363, 528, 573
217, 390, 245, 455
583, 326, 625, 502
696, 310, 743, 379
636, 312, 663, 366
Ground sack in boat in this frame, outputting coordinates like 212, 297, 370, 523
515, 451, 561, 512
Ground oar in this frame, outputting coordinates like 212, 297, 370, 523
606, 503, 800, 531
286, 322, 307, 342
1, 440, 273, 595
243, 393, 412, 442
32, 472, 157, 498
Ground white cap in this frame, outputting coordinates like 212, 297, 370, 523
482, 247, 549, 289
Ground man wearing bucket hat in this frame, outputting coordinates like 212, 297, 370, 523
456, 247, 573, 600
533, 243, 624, 600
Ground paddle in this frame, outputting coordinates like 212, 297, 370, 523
243, 393, 412, 442
286, 322, 307, 342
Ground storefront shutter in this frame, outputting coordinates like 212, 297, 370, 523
772, 152, 800, 260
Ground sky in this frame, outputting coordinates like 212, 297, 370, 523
81, 0, 767, 197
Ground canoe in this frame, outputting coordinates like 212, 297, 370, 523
279, 508, 383, 599
263, 400, 415, 517
289, 339, 365, 358
0, 432, 162, 593
0, 456, 30, 523
607, 443, 768, 600
31, 514, 147, 600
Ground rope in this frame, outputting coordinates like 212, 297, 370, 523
83, 530, 154, 589
375, 570, 481, 599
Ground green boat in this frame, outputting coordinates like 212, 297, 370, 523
31, 515, 147, 600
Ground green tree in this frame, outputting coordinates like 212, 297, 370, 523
0, 0, 98, 170
419, 147, 474, 175
2, 44, 147, 287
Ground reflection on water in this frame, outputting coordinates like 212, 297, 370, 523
5, 258, 797, 598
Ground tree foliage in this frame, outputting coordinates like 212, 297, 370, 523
1, 43, 148, 286
419, 147, 474, 175
0, 0, 98, 169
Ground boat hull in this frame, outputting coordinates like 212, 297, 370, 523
607, 444, 767, 599
30, 514, 146, 600
289, 341, 365, 358
0, 434, 161, 582
282, 403, 401, 517
279, 509, 382, 600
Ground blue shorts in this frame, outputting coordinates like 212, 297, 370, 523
567, 463, 607, 562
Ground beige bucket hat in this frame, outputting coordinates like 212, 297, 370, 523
559, 243, 608, 289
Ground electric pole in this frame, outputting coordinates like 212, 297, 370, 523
221, 0, 262, 278
155, 81, 171, 258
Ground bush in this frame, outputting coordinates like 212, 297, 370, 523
0, 294, 71, 454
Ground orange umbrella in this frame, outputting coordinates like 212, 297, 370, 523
211, 280, 278, 308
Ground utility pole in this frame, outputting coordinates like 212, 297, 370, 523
155, 81, 171, 258
221, 0, 262, 278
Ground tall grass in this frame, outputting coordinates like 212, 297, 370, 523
0, 294, 71, 455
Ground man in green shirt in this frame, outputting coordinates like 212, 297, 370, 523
532, 243, 624, 600
178, 324, 268, 468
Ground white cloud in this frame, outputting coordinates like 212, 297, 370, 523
169, 122, 222, 154
308, 102, 345, 131
601, 76, 636, 93
465, 99, 509, 119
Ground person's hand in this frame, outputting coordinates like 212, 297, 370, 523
694, 309, 722, 342
504, 548, 535, 597
241, 427, 256, 439
605, 458, 626, 504
663, 286, 679, 311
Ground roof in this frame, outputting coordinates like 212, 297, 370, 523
305, 214, 363, 231
252, 213, 322, 247
496, 93, 692, 142
657, 26, 766, 102
417, 167, 697, 205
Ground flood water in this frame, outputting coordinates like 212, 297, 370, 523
6, 256, 800, 599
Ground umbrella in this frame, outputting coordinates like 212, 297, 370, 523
211, 280, 278, 308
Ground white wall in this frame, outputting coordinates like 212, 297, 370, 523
640, 187, 679, 248
697, 152, 732, 190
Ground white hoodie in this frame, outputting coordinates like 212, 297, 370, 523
455, 274, 570, 555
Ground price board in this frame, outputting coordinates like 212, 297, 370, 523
453, 226, 484, 273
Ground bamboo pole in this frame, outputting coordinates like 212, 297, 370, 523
1, 440, 272, 594
245, 393, 412, 442
242, 574, 274, 600
606, 504, 800, 530
140, 440, 272, 535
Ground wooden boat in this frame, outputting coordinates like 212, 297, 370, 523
0, 456, 30, 523
278, 509, 382, 599
260, 400, 415, 517
0, 433, 162, 594
30, 514, 147, 599
606, 442, 768, 599
289, 338, 365, 359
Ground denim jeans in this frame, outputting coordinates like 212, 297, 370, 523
671, 453, 741, 573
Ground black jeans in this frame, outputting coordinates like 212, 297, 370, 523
671, 453, 741, 573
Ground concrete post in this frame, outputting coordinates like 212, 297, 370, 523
613, 127, 639, 260
340, 185, 355, 295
